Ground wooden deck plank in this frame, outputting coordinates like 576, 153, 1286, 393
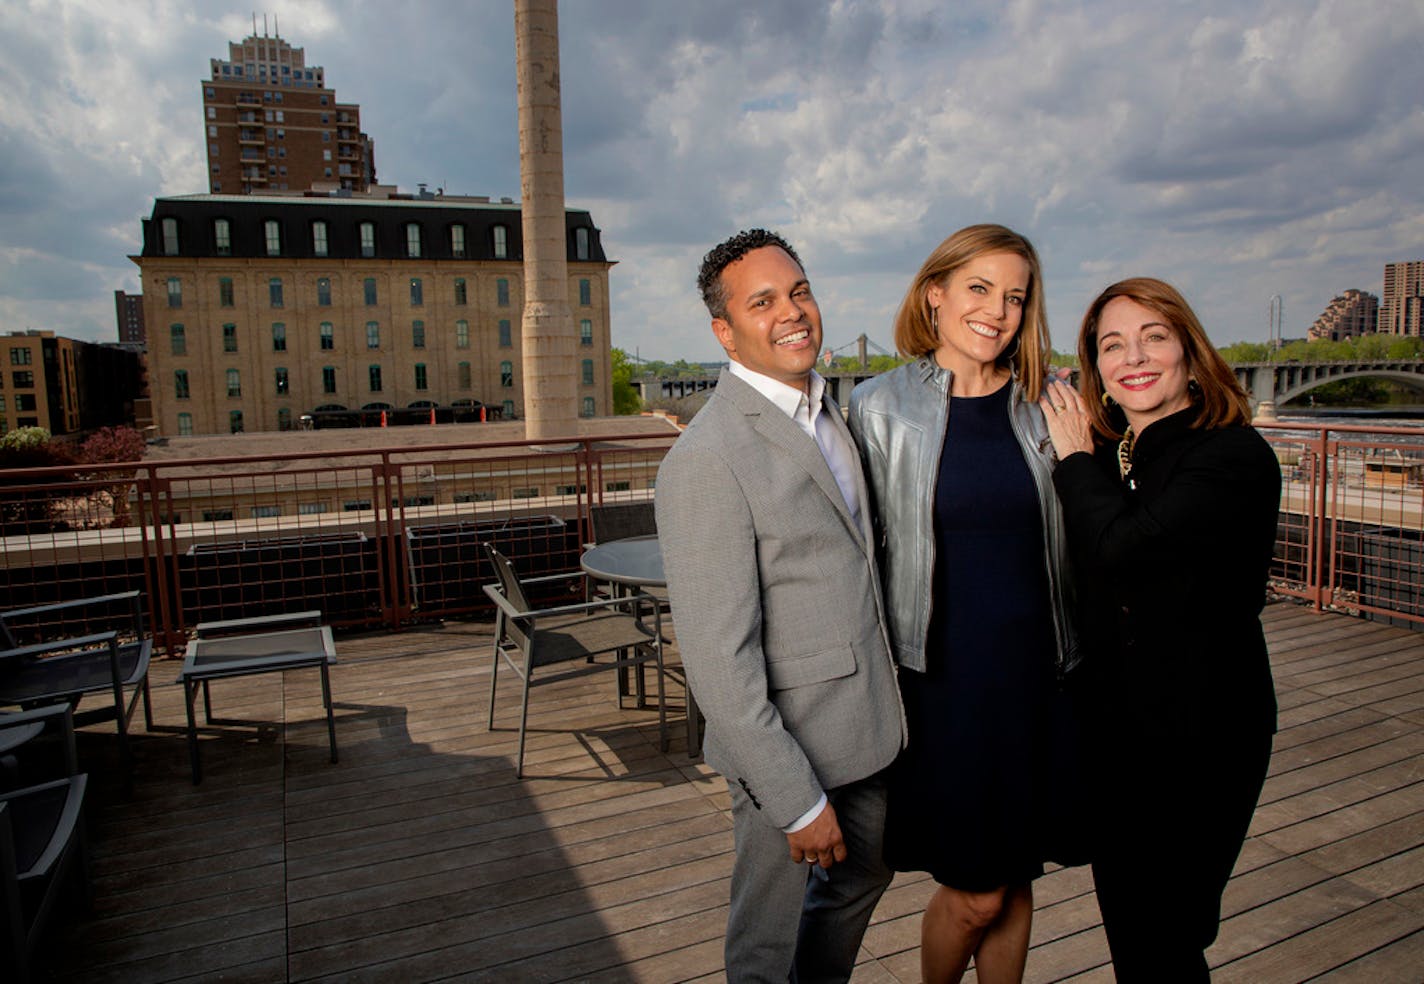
31, 602, 1424, 983
1315, 929, 1424, 982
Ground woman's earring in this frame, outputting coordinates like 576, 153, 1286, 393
1188, 378, 1202, 397
1101, 390, 1115, 409
931, 306, 939, 334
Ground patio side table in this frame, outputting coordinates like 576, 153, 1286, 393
180, 611, 338, 783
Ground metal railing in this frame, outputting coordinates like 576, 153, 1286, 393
1, 432, 675, 653
1257, 420, 1424, 628
3, 422, 1420, 655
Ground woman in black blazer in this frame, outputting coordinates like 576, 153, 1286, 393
1039, 277, 1280, 981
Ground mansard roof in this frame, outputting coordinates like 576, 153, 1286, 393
138, 193, 608, 263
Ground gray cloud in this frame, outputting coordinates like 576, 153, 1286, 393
0, 0, 1421, 362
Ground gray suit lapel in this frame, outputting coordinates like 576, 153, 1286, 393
717, 370, 866, 548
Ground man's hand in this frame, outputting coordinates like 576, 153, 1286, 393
786, 802, 846, 869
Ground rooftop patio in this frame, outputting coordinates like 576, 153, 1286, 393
31, 600, 1424, 982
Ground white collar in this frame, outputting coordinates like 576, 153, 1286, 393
727, 361, 826, 421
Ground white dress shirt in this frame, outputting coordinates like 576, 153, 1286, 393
726, 360, 862, 833
727, 361, 863, 531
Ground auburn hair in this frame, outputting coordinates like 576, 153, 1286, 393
1077, 277, 1252, 441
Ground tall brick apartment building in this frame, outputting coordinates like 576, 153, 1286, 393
1382, 261, 1424, 337
203, 28, 375, 194
133, 191, 614, 436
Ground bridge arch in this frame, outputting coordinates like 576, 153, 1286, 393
1232, 360, 1424, 406
1275, 368, 1424, 406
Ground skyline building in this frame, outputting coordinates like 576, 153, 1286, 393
1381, 261, 1424, 337
1307, 288, 1379, 342
132, 191, 612, 437
202, 26, 376, 195
114, 289, 147, 347
1, 330, 145, 436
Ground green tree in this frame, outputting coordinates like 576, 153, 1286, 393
0, 427, 78, 534
1386, 336, 1424, 359
610, 349, 643, 415
1219, 341, 1271, 362
0, 426, 53, 453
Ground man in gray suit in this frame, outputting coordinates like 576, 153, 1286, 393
656, 230, 906, 982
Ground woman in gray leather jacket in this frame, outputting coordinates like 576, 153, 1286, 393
848, 224, 1080, 984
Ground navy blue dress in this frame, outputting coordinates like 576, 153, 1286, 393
883, 381, 1060, 890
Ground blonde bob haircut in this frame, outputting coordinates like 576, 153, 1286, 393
893, 223, 1051, 402
1078, 277, 1252, 441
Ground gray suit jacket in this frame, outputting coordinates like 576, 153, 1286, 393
656, 369, 906, 829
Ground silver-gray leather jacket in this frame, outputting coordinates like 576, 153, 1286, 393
847, 358, 1081, 676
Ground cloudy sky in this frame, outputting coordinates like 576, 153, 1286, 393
2, 0, 1422, 363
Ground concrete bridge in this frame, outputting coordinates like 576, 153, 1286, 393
1232, 359, 1424, 407
634, 360, 1424, 410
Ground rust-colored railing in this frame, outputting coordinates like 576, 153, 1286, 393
1256, 420, 1424, 629
0, 432, 675, 653
3, 422, 1420, 653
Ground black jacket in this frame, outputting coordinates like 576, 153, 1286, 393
1052, 408, 1280, 752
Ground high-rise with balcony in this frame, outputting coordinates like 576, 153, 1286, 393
202, 27, 376, 195
1307, 288, 1379, 342
1381, 261, 1424, 337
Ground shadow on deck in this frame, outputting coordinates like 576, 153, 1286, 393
32, 602, 1424, 982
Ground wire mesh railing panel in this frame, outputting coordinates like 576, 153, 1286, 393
1262, 431, 1318, 600
395, 448, 587, 620
1259, 421, 1424, 627
1323, 437, 1424, 627
1, 468, 153, 613
164, 462, 387, 630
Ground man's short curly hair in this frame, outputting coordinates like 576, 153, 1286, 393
697, 229, 804, 320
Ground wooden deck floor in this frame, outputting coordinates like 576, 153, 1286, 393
38, 601, 1424, 982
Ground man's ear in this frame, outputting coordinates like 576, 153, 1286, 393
712, 317, 736, 356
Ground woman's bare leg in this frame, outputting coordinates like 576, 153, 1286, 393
921, 882, 1034, 984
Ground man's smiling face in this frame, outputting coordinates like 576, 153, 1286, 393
711, 245, 822, 391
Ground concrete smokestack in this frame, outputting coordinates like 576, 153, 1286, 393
514, 0, 576, 441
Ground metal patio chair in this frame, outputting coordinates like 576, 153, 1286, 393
0, 704, 90, 983
481, 542, 666, 777
0, 591, 153, 781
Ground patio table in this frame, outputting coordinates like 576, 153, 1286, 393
580, 535, 702, 756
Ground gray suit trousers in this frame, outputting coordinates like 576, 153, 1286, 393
725, 772, 892, 983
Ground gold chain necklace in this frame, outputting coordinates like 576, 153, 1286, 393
1117, 426, 1136, 481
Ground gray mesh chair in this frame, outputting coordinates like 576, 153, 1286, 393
482, 542, 666, 777
0, 704, 89, 984
0, 591, 153, 783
